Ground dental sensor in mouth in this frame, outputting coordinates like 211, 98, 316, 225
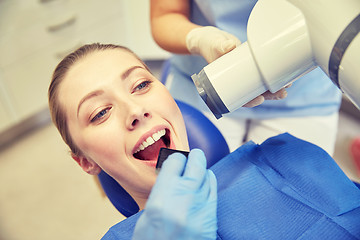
156, 148, 189, 173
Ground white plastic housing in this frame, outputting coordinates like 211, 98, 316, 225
338, 34, 360, 108
201, 42, 266, 112
247, 0, 315, 92
196, 0, 360, 116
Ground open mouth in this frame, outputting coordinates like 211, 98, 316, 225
133, 129, 171, 161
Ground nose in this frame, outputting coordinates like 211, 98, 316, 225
126, 102, 151, 130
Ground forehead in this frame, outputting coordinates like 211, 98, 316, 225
69, 49, 143, 79
61, 49, 144, 90
58, 49, 145, 113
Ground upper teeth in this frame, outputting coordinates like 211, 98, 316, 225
134, 129, 166, 153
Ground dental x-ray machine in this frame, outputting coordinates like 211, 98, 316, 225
191, 0, 360, 119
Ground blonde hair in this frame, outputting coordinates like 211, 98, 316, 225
48, 43, 149, 156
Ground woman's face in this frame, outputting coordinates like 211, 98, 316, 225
58, 49, 188, 204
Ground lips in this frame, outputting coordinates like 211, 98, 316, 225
133, 129, 171, 161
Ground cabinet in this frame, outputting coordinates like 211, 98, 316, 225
0, 0, 169, 135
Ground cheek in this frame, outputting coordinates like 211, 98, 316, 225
154, 89, 179, 112
153, 90, 189, 149
152, 92, 182, 121
77, 126, 127, 167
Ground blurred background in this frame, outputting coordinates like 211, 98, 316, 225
0, 0, 359, 240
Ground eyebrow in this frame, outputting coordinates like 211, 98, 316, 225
76, 65, 146, 117
121, 65, 146, 80
77, 90, 104, 117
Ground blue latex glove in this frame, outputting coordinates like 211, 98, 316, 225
132, 149, 218, 240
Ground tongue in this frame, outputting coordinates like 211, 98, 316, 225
136, 139, 167, 160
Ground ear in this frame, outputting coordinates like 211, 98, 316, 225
71, 153, 102, 175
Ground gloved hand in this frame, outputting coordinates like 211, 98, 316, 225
186, 26, 290, 108
186, 26, 241, 63
132, 149, 218, 240
242, 85, 291, 107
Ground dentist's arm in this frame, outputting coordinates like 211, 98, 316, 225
150, 0, 288, 107
150, 0, 240, 62
132, 149, 218, 240
150, 0, 195, 54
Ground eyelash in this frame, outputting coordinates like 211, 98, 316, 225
132, 80, 152, 93
91, 107, 111, 123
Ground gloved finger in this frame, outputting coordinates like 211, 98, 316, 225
210, 37, 241, 62
223, 31, 242, 46
201, 170, 218, 240
211, 39, 237, 60
182, 149, 207, 189
206, 170, 217, 203
222, 39, 238, 53
157, 152, 187, 181
285, 83, 292, 88
191, 169, 217, 211
242, 95, 265, 107
262, 88, 288, 100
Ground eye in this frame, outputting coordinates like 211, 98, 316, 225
132, 80, 151, 93
90, 107, 111, 123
